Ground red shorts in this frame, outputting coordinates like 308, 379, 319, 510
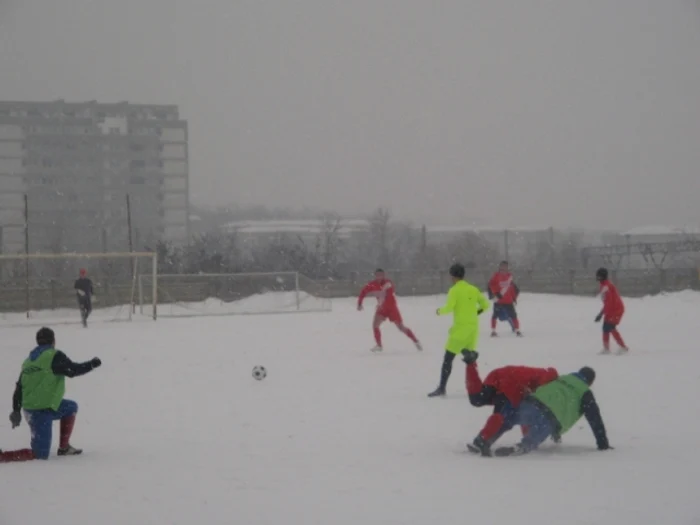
376, 307, 403, 324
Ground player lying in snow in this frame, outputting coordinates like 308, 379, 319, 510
1, 327, 102, 463
462, 351, 558, 456
493, 367, 612, 456
487, 261, 522, 337
357, 268, 422, 352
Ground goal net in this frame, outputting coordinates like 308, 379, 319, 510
138, 272, 331, 318
0, 251, 157, 327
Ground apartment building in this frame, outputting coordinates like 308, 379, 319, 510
0, 100, 189, 254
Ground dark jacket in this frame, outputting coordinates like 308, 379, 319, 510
74, 277, 93, 299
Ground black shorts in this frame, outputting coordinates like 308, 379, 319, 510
493, 303, 517, 320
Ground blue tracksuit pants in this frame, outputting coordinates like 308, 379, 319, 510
517, 400, 556, 452
24, 399, 78, 459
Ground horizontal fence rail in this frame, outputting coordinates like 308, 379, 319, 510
0, 268, 698, 314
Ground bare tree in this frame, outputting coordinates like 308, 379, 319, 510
367, 207, 391, 267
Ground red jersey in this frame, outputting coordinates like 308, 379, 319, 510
488, 272, 519, 304
483, 366, 558, 407
599, 279, 624, 319
358, 279, 398, 312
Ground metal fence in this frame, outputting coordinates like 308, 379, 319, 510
1, 267, 697, 314
317, 267, 700, 298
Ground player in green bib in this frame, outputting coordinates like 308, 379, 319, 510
494, 367, 611, 456
1, 327, 102, 462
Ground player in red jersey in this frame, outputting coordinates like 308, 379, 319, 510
357, 269, 421, 352
462, 351, 558, 456
595, 267, 628, 354
487, 261, 522, 337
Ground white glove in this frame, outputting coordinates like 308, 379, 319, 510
77, 289, 85, 296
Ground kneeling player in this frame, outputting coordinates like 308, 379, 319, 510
462, 351, 558, 456
357, 269, 421, 352
1, 327, 102, 463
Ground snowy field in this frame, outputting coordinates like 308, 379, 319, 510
1, 292, 699, 525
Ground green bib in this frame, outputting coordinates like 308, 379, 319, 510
532, 374, 589, 434
21, 349, 65, 411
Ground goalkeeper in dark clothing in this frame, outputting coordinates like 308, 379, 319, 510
74, 268, 94, 327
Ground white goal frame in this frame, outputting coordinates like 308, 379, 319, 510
137, 271, 331, 318
0, 251, 158, 321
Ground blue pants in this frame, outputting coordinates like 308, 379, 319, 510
24, 399, 78, 460
517, 400, 556, 452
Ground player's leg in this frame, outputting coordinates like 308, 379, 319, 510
506, 304, 522, 336
495, 401, 554, 456
490, 305, 499, 336
428, 350, 457, 397
55, 399, 81, 455
392, 311, 421, 349
0, 448, 35, 462
26, 410, 53, 460
608, 315, 627, 352
77, 298, 87, 325
601, 321, 615, 353
371, 313, 385, 351
469, 404, 518, 456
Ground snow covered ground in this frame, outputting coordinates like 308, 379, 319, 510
1, 292, 698, 525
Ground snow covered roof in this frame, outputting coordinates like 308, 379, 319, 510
621, 226, 700, 236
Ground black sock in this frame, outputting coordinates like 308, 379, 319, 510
439, 351, 456, 390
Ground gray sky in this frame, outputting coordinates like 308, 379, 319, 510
1, 0, 699, 229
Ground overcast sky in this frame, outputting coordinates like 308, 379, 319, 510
1, 0, 699, 229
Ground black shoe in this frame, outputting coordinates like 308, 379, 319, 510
461, 350, 478, 365
427, 388, 446, 398
466, 436, 492, 457
57, 445, 82, 456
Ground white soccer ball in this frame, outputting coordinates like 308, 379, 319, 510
252, 365, 267, 380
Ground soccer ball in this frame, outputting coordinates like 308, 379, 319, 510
252, 366, 267, 380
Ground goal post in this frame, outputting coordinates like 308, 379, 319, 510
138, 271, 332, 318
0, 251, 158, 326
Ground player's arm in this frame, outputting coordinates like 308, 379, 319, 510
477, 290, 490, 314
88, 279, 94, 296
12, 376, 22, 412
51, 351, 101, 378
357, 282, 372, 308
437, 287, 457, 315
581, 391, 610, 450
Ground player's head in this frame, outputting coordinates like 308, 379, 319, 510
449, 263, 465, 281
577, 366, 596, 386
36, 327, 55, 347
79, 268, 87, 277
374, 268, 385, 281
498, 260, 509, 273
595, 267, 608, 282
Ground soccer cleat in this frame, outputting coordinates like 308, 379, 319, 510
427, 387, 445, 398
598, 348, 611, 355
467, 436, 492, 457
515, 331, 523, 337
490, 331, 497, 337
415, 341, 423, 351
57, 445, 82, 456
370, 345, 383, 353
615, 347, 629, 355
